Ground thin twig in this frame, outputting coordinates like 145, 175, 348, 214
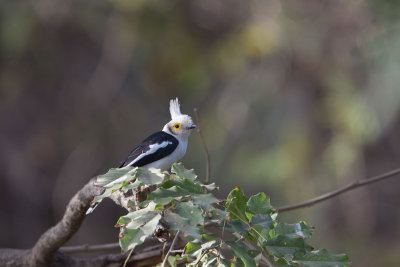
59, 242, 120, 254
161, 231, 180, 267
123, 248, 134, 267
233, 233, 273, 267
277, 168, 400, 212
193, 108, 211, 184
162, 241, 168, 262
59, 222, 219, 255
193, 243, 223, 267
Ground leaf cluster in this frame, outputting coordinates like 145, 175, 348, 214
93, 163, 350, 267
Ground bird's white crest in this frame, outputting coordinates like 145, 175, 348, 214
169, 98, 182, 119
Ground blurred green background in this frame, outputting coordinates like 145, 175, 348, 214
1, 0, 400, 266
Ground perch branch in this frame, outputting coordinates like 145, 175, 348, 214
277, 167, 400, 212
26, 178, 101, 266
3, 158, 400, 267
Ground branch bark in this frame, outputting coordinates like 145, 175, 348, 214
0, 178, 174, 267
26, 179, 100, 266
0, 178, 135, 267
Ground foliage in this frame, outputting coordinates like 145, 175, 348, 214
93, 163, 350, 266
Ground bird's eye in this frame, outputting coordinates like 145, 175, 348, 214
173, 123, 181, 130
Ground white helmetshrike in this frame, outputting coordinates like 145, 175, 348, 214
118, 98, 196, 169
86, 98, 196, 214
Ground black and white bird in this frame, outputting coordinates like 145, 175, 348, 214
117, 98, 196, 169
86, 98, 196, 214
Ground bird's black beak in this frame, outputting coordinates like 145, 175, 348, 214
188, 124, 197, 129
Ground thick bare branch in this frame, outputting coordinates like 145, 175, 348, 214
0, 178, 158, 267
26, 179, 101, 266
277, 168, 400, 212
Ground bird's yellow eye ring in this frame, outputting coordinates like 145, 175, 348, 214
173, 123, 181, 130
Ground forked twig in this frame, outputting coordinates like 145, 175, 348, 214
161, 231, 180, 267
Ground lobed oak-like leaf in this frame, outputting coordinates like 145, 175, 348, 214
171, 163, 197, 180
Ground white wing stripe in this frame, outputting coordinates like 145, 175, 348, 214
126, 141, 173, 167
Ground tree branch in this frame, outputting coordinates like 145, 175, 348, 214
26, 179, 101, 266
0, 177, 140, 267
2, 164, 400, 266
277, 168, 400, 212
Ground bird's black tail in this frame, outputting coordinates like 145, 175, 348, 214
86, 188, 106, 215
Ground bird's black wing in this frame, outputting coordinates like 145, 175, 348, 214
88, 131, 178, 215
118, 131, 179, 168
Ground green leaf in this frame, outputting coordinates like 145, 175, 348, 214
274, 257, 292, 266
147, 186, 190, 205
272, 221, 314, 239
175, 202, 204, 226
202, 233, 220, 242
211, 209, 228, 221
292, 249, 350, 267
233, 257, 245, 267
203, 182, 218, 191
119, 228, 140, 252
245, 192, 274, 220
89, 187, 114, 209
266, 235, 313, 259
171, 163, 197, 180
185, 235, 221, 263
161, 178, 203, 194
120, 179, 141, 192
165, 208, 202, 239
136, 168, 164, 184
119, 213, 161, 251
249, 214, 275, 244
116, 202, 158, 226
251, 214, 275, 230
224, 219, 250, 235
226, 241, 257, 267
185, 241, 202, 256
192, 193, 219, 211
96, 167, 138, 188
248, 250, 262, 265
167, 255, 179, 267
226, 187, 248, 221
220, 258, 234, 267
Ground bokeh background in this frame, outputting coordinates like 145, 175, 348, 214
1, 0, 400, 266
